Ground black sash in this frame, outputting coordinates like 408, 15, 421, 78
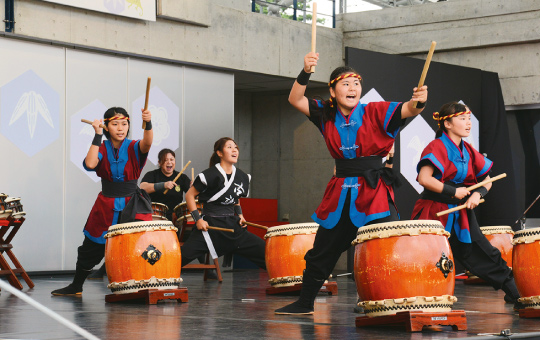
335, 157, 400, 189
202, 203, 235, 217
101, 179, 153, 223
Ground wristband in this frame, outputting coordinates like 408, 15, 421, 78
441, 184, 456, 197
386, 156, 394, 165
92, 134, 103, 146
154, 182, 165, 192
297, 69, 311, 86
144, 121, 152, 130
234, 205, 243, 216
190, 210, 201, 223
416, 101, 426, 109
474, 187, 488, 198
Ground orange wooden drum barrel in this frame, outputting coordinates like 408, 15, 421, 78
264, 223, 319, 287
151, 202, 168, 221
512, 227, 540, 310
353, 220, 457, 317
104, 220, 182, 294
481, 226, 514, 267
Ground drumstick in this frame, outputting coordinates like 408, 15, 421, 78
436, 199, 485, 217
412, 41, 436, 108
191, 167, 194, 181
163, 160, 191, 194
465, 173, 506, 192
244, 221, 268, 231
207, 226, 234, 233
142, 77, 151, 130
310, 2, 317, 73
81, 119, 108, 131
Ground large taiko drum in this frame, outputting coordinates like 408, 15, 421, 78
0, 194, 12, 219
481, 226, 514, 267
4, 197, 26, 220
264, 223, 319, 287
151, 202, 168, 221
353, 220, 457, 318
104, 220, 182, 294
173, 200, 203, 224
512, 227, 540, 309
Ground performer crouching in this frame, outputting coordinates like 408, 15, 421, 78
52, 107, 153, 296
275, 52, 428, 315
181, 137, 266, 269
411, 101, 521, 309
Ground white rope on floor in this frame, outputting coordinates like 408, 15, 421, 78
0, 280, 100, 340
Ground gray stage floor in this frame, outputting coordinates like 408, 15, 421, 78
1, 270, 539, 340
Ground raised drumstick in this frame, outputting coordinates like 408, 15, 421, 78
413, 41, 436, 108
437, 199, 485, 217
142, 77, 151, 129
310, 2, 317, 73
163, 160, 191, 194
81, 119, 108, 131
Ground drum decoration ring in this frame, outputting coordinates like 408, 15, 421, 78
436, 252, 453, 278
142, 244, 162, 265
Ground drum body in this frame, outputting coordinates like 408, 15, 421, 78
0, 194, 12, 219
481, 226, 514, 267
104, 221, 182, 294
264, 223, 318, 287
151, 202, 168, 221
174, 200, 203, 223
4, 197, 25, 220
353, 220, 456, 317
513, 227, 540, 309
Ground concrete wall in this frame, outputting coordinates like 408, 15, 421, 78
340, 0, 540, 106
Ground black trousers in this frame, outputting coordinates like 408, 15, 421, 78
76, 236, 105, 271
305, 191, 399, 280
181, 215, 266, 269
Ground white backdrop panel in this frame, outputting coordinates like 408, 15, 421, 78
0, 39, 65, 271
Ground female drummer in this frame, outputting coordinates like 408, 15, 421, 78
181, 137, 266, 269
411, 101, 521, 308
140, 148, 191, 221
275, 52, 428, 315
52, 107, 153, 296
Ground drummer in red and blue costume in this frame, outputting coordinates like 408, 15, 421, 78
52, 107, 154, 296
275, 52, 428, 315
411, 101, 521, 309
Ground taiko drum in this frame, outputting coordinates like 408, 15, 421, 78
104, 220, 182, 294
151, 202, 168, 221
264, 223, 319, 287
173, 200, 203, 223
353, 220, 457, 317
481, 226, 514, 267
512, 227, 540, 309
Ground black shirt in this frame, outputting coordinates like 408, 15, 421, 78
141, 168, 191, 220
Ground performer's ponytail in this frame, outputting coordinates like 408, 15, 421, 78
321, 66, 362, 123
433, 102, 468, 138
209, 137, 237, 167
103, 107, 130, 140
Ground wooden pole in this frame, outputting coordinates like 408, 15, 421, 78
310, 2, 317, 73
142, 77, 151, 129
244, 221, 268, 231
437, 199, 485, 217
81, 119, 108, 131
163, 160, 191, 194
412, 41, 436, 108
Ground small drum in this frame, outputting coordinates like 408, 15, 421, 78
104, 220, 182, 294
353, 220, 457, 318
0, 194, 12, 219
173, 200, 203, 224
4, 197, 26, 220
264, 223, 319, 287
512, 227, 540, 309
151, 202, 168, 221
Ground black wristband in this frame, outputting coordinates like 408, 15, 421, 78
92, 134, 103, 146
144, 121, 152, 130
191, 210, 201, 223
297, 69, 311, 86
474, 187, 488, 198
386, 156, 394, 165
234, 205, 243, 215
441, 184, 456, 197
154, 182, 165, 192
416, 101, 426, 109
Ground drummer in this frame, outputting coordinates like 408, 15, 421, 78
140, 148, 191, 221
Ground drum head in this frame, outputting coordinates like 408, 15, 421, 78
353, 220, 447, 245
105, 220, 177, 238
264, 223, 319, 239
513, 227, 540, 245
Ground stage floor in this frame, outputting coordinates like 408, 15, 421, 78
1, 271, 539, 340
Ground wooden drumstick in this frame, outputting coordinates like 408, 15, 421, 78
310, 2, 317, 73
207, 226, 234, 233
191, 167, 194, 181
412, 41, 436, 108
437, 199, 485, 217
163, 160, 191, 194
466, 173, 506, 192
142, 77, 151, 130
81, 119, 108, 131
244, 221, 268, 231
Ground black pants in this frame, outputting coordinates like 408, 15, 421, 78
305, 191, 399, 280
76, 236, 105, 271
181, 215, 266, 269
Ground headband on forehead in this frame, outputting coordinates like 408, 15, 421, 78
104, 115, 130, 122
433, 110, 471, 128
328, 73, 362, 87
